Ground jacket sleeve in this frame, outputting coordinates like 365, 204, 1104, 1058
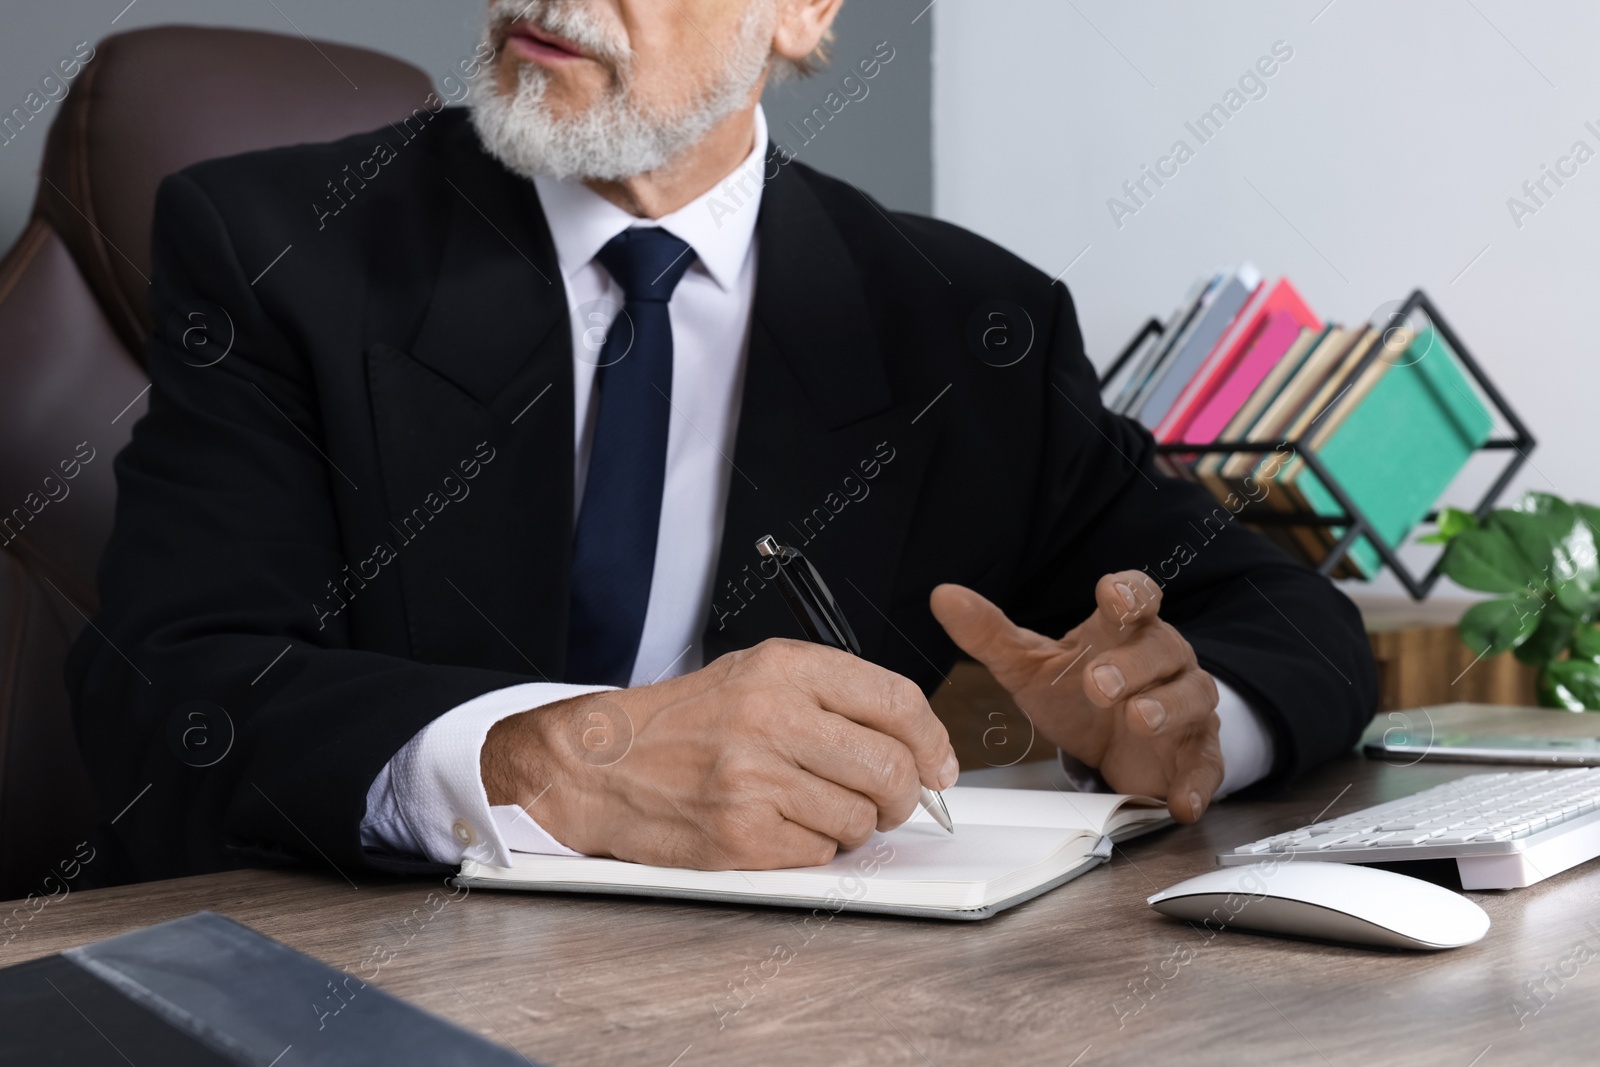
1001, 281, 1378, 788
66, 172, 536, 884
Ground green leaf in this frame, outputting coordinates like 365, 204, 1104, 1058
1538, 659, 1600, 711
1570, 622, 1600, 665
1491, 510, 1560, 572
1417, 507, 1479, 545
1440, 507, 1479, 537
1575, 503, 1600, 541
1460, 597, 1541, 657
1438, 524, 1536, 593
1514, 603, 1578, 666
1510, 491, 1572, 517
1553, 577, 1597, 618
1575, 503, 1600, 586
1499, 494, 1600, 593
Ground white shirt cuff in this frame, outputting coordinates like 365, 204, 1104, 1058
360, 682, 610, 866
1056, 679, 1276, 797
1214, 679, 1275, 796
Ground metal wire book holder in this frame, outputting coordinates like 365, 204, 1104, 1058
1099, 289, 1537, 600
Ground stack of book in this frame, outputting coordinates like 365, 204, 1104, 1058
1103, 267, 1495, 579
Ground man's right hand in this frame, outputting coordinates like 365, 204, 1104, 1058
480, 639, 959, 870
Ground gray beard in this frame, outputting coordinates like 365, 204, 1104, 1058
469, 0, 771, 182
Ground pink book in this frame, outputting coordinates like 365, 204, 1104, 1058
1183, 312, 1304, 443
1154, 276, 1322, 442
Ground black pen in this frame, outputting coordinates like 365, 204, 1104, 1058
755, 535, 955, 834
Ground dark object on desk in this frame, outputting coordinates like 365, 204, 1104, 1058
0, 23, 433, 901
0, 911, 532, 1065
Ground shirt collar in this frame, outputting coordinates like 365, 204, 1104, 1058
531, 105, 767, 294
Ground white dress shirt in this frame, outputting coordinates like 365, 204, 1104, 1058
360, 105, 1275, 867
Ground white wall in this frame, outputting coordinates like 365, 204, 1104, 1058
933, 0, 1600, 599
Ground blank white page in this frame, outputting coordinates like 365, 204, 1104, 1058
469, 787, 1167, 911
904, 786, 1158, 832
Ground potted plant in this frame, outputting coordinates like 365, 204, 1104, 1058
1420, 491, 1600, 710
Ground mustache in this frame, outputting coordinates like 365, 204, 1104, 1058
486, 0, 633, 67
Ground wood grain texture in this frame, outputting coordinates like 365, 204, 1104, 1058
1356, 596, 1538, 710
5, 705, 1599, 1066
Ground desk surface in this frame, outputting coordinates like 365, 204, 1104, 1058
8, 704, 1600, 1066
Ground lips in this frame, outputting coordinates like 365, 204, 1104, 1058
506, 21, 588, 62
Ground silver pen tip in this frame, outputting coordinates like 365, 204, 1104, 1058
923, 788, 955, 834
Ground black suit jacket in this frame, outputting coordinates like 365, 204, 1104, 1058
67, 108, 1376, 885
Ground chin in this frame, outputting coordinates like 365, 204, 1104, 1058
495, 56, 599, 116
470, 38, 756, 184
470, 64, 662, 183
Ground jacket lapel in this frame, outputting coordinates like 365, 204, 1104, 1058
367, 134, 938, 679
366, 129, 573, 676
702, 160, 936, 666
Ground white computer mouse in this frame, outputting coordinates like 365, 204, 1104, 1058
1147, 860, 1490, 950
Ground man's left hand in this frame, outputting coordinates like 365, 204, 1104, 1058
930, 572, 1223, 822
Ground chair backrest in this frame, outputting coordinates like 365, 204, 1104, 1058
0, 25, 433, 898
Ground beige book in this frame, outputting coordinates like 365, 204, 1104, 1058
1257, 327, 1381, 571
1272, 327, 1381, 456
1282, 327, 1413, 481
1218, 326, 1356, 483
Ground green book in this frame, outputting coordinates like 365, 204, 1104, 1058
1298, 325, 1494, 578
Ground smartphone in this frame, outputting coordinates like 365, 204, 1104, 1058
1364, 732, 1600, 766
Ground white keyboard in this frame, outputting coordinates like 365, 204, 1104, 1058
1218, 769, 1600, 889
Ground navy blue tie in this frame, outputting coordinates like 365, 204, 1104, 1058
565, 228, 698, 686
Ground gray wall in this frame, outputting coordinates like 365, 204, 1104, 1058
0, 0, 933, 258
933, 0, 1600, 599
761, 0, 932, 213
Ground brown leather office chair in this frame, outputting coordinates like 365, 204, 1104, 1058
0, 26, 432, 899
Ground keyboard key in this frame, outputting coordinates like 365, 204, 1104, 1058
1303, 834, 1356, 849
1223, 770, 1600, 881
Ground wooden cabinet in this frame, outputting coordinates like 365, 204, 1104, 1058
1357, 596, 1537, 712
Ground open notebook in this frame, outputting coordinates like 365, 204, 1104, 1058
454, 787, 1172, 921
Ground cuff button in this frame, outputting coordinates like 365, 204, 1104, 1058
452, 819, 477, 846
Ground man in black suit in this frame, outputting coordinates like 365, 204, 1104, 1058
69, 0, 1375, 884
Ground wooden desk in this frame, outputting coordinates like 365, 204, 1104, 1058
6, 705, 1597, 1066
